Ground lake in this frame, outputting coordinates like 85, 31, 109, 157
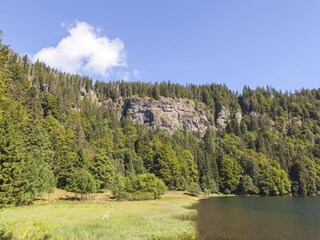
193, 196, 320, 240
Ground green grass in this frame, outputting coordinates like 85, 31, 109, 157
0, 193, 197, 240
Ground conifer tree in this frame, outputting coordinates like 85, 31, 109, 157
90, 148, 114, 190
0, 101, 29, 206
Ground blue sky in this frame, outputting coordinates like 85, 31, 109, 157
1, 0, 320, 91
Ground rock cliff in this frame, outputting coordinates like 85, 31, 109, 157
80, 88, 240, 134
106, 96, 211, 134
80, 86, 101, 106
216, 106, 230, 129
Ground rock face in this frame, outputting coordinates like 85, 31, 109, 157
81, 87, 235, 134
235, 109, 242, 125
216, 106, 230, 129
80, 86, 101, 106
119, 96, 210, 135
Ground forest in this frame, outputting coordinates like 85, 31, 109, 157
1, 34, 320, 207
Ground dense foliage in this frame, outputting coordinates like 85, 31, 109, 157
1, 35, 320, 206
112, 173, 166, 200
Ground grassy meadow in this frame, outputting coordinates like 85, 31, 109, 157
0, 191, 198, 240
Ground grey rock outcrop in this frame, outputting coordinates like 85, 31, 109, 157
118, 96, 210, 134
80, 86, 101, 106
235, 109, 242, 125
216, 106, 230, 129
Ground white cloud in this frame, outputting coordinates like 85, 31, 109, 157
33, 21, 126, 76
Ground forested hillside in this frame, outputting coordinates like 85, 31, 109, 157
1, 35, 320, 207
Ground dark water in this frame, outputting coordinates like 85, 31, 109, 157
193, 197, 320, 240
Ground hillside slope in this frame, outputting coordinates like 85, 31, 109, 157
1, 37, 320, 208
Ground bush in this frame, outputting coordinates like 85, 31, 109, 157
67, 169, 97, 198
187, 182, 201, 196
111, 175, 126, 200
112, 173, 167, 200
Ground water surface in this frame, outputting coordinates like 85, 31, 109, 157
193, 196, 320, 240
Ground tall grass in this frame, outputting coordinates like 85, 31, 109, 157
0, 194, 197, 240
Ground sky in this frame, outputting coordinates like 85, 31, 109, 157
1, 0, 320, 92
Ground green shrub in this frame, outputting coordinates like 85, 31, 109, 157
112, 173, 167, 200
111, 175, 126, 200
67, 169, 97, 198
187, 182, 201, 196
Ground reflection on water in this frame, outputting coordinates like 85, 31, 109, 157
193, 196, 320, 240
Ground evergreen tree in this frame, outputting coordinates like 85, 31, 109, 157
152, 142, 181, 189
25, 124, 55, 201
90, 148, 114, 190
0, 101, 28, 206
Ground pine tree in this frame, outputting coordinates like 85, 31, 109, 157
152, 143, 181, 189
25, 124, 56, 201
90, 148, 114, 190
0, 101, 29, 206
